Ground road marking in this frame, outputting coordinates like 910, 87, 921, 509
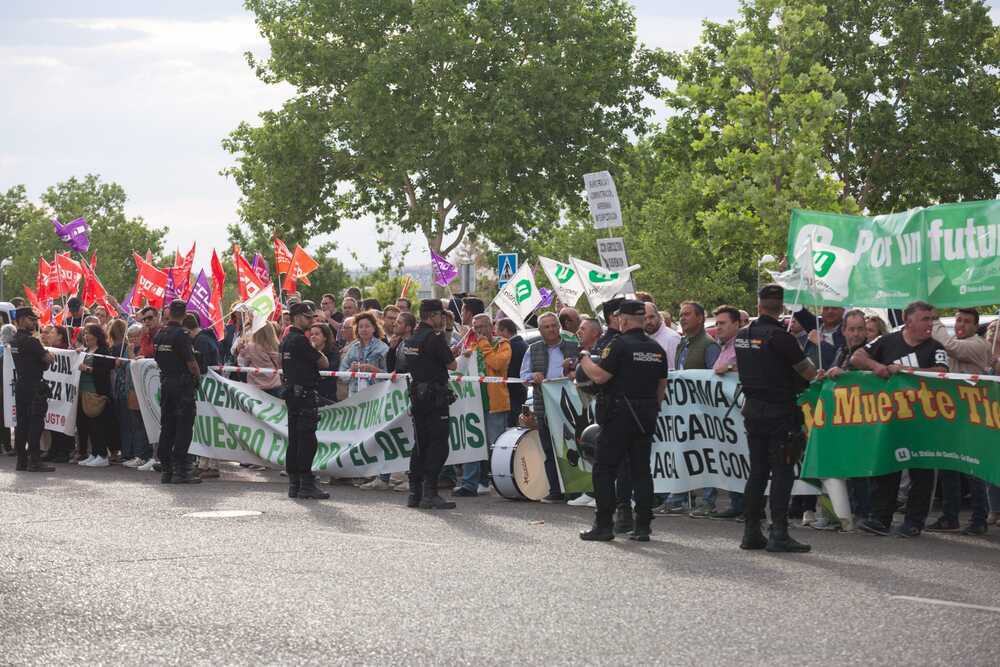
891, 595, 1000, 615
184, 510, 263, 519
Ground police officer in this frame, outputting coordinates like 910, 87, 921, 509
735, 284, 816, 553
577, 300, 669, 542
281, 301, 330, 500
401, 299, 457, 509
154, 300, 202, 485
10, 308, 55, 473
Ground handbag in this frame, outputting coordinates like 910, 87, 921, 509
81, 391, 109, 418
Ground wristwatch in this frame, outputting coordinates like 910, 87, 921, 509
578, 350, 590, 360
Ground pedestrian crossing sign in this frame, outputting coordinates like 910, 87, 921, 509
497, 253, 518, 287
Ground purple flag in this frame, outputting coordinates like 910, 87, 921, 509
251, 253, 271, 285
118, 287, 136, 317
164, 269, 179, 302
430, 250, 458, 287
538, 287, 554, 308
52, 217, 91, 253
186, 270, 213, 329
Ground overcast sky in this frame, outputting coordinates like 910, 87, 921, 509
0, 1, 994, 272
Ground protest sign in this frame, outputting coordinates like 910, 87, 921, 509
800, 371, 1000, 486
583, 170, 623, 229
3, 347, 83, 435
780, 201, 1000, 308
131, 355, 488, 476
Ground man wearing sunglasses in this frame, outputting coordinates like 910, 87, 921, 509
137, 306, 161, 358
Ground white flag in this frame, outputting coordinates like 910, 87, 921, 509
771, 242, 856, 304
570, 257, 638, 311
491, 262, 543, 330
539, 257, 585, 308
241, 285, 277, 334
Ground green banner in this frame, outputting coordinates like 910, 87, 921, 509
799, 372, 1000, 486
783, 200, 1000, 308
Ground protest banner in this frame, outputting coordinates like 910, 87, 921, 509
800, 371, 1000, 486
131, 355, 488, 476
542, 371, 820, 495
3, 347, 83, 435
779, 200, 1000, 308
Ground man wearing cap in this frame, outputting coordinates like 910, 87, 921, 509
153, 300, 202, 485
401, 299, 458, 509
281, 301, 331, 500
10, 308, 55, 472
577, 300, 669, 542
735, 284, 817, 553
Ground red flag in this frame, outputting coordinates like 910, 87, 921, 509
210, 249, 226, 296
282, 244, 319, 292
207, 287, 225, 339
37, 258, 52, 301
54, 253, 84, 296
233, 245, 266, 300
173, 243, 196, 293
53, 308, 65, 326
133, 253, 168, 309
24, 285, 40, 309
80, 256, 115, 314
273, 238, 293, 275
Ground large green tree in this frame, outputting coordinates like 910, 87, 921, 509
5, 175, 167, 301
225, 0, 662, 278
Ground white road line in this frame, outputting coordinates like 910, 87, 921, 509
891, 595, 1000, 615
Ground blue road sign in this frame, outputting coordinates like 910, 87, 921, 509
497, 253, 518, 287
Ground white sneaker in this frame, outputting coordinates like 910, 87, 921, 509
137, 459, 158, 472
453, 484, 463, 493
361, 478, 392, 490
568, 493, 595, 507
477, 484, 491, 496
78, 455, 96, 466
84, 455, 110, 467
801, 510, 817, 527
122, 457, 143, 468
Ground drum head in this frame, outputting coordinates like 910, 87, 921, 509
511, 430, 549, 501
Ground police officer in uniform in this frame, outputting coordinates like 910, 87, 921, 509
401, 299, 457, 509
577, 300, 669, 542
735, 284, 816, 553
154, 300, 202, 485
280, 301, 330, 500
10, 308, 55, 473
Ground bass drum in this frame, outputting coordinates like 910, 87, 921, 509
490, 428, 550, 501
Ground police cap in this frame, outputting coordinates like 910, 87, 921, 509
13, 307, 38, 321
617, 299, 645, 316
168, 299, 188, 318
601, 297, 626, 321
419, 299, 444, 317
758, 283, 784, 300
289, 302, 317, 317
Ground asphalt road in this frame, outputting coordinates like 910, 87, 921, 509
2, 459, 998, 666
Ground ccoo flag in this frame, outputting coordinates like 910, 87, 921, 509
490, 262, 543, 331
569, 256, 638, 311
771, 241, 857, 305
538, 257, 585, 307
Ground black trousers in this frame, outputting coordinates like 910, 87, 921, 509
743, 415, 798, 527
156, 377, 196, 470
869, 469, 934, 529
13, 390, 47, 465
615, 459, 632, 511
76, 402, 115, 458
285, 398, 319, 475
409, 406, 450, 486
592, 411, 654, 528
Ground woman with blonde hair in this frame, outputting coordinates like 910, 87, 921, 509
865, 315, 889, 343
236, 321, 283, 397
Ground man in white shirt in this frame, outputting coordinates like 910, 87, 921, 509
644, 303, 680, 370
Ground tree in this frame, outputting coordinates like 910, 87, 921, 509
225, 0, 662, 290
6, 175, 167, 301
818, 0, 1000, 211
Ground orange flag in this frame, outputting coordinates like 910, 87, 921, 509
282, 244, 319, 292
273, 238, 293, 275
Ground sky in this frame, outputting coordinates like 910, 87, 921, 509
0, 1, 994, 272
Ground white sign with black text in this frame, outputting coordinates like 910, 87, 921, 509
583, 171, 623, 229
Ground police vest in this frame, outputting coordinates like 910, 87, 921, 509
735, 318, 805, 404
402, 324, 448, 385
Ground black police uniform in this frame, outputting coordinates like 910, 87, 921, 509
734, 309, 811, 552
280, 321, 329, 499
582, 315, 668, 541
153, 321, 199, 483
10, 324, 52, 471
402, 317, 456, 508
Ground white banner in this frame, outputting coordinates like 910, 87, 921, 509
3, 346, 83, 436
131, 354, 488, 475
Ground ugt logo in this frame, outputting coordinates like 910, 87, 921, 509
554, 265, 575, 284
514, 279, 533, 303
894, 448, 911, 463
588, 270, 619, 284
812, 250, 836, 278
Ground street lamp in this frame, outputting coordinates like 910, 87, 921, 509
0, 258, 11, 302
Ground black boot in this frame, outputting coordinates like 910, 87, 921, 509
580, 515, 615, 542
172, 461, 201, 484
740, 518, 768, 550
160, 462, 173, 484
766, 522, 811, 553
287, 472, 300, 498
418, 480, 455, 509
297, 474, 330, 499
406, 476, 423, 508
15, 450, 28, 471
613, 506, 634, 535
26, 459, 55, 473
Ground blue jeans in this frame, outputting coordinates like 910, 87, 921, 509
463, 411, 508, 491
990, 484, 1000, 512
